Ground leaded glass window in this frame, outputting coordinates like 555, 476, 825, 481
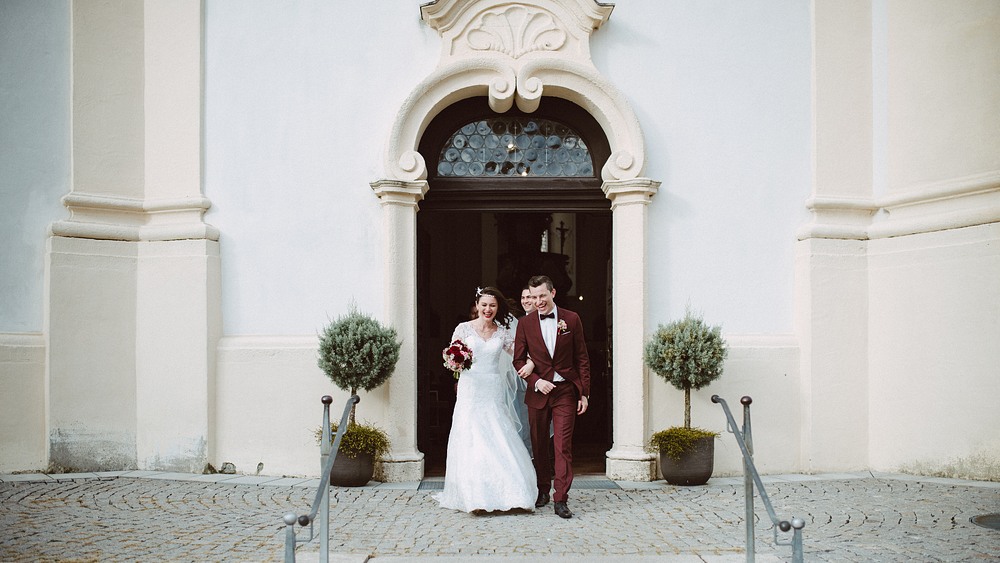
436, 117, 594, 177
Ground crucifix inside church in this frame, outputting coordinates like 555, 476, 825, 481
556, 220, 570, 254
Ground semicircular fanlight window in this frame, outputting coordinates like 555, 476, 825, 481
437, 117, 594, 178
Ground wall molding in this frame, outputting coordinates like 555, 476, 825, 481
218, 335, 318, 358
0, 333, 45, 363
797, 195, 878, 241
723, 334, 799, 348
869, 171, 1000, 239
50, 192, 219, 242
799, 170, 1000, 241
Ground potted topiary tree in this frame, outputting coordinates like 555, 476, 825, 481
643, 309, 728, 485
317, 304, 400, 486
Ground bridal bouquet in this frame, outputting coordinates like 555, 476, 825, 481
442, 339, 474, 379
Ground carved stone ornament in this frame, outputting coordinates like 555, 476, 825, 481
466, 6, 567, 58
421, 0, 611, 63
384, 0, 647, 183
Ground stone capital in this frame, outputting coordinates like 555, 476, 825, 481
370, 179, 430, 208
602, 178, 660, 209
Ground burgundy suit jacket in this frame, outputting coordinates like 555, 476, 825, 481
513, 307, 591, 409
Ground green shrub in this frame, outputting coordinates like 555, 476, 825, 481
315, 422, 391, 459
317, 304, 401, 424
647, 427, 719, 460
644, 309, 727, 428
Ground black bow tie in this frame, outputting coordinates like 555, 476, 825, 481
539, 313, 555, 320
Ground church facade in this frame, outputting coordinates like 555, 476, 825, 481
1, 0, 998, 482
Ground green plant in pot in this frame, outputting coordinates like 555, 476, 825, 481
643, 309, 728, 486
317, 304, 400, 486
313, 421, 391, 487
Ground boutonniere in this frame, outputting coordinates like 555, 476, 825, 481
557, 319, 570, 335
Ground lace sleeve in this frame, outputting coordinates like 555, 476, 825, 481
451, 322, 472, 344
500, 320, 516, 355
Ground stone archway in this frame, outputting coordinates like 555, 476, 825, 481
371, 0, 660, 482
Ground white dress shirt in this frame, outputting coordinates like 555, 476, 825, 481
539, 307, 565, 382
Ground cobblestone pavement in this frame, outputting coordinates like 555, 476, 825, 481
1, 471, 997, 562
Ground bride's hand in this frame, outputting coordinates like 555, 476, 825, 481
517, 359, 534, 379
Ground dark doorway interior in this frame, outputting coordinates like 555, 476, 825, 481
415, 96, 613, 477
416, 210, 612, 476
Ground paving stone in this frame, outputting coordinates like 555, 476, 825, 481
0, 472, 998, 561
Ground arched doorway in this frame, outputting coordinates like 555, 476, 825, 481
372, 0, 660, 482
416, 97, 613, 475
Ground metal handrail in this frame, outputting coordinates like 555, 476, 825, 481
283, 394, 360, 563
711, 395, 805, 563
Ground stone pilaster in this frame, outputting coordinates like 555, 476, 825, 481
602, 178, 660, 481
370, 179, 429, 482
46, 0, 218, 473
793, 0, 875, 472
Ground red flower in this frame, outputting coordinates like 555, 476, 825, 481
442, 339, 474, 379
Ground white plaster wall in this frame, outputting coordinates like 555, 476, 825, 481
594, 0, 812, 334
204, 2, 811, 337
203, 2, 439, 335
868, 224, 1000, 480
0, 0, 68, 473
0, 0, 71, 333
865, 1, 1000, 481
135, 240, 221, 473
0, 334, 46, 471
648, 335, 801, 477
217, 337, 806, 479
71, 0, 144, 200
793, 238, 871, 472
886, 0, 1000, 191
214, 336, 380, 477
47, 237, 139, 471
201, 1, 815, 477
3, 0, 992, 481
598, 2, 813, 475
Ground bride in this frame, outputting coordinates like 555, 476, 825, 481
435, 287, 538, 513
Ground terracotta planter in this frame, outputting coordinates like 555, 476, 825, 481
658, 435, 715, 486
329, 452, 375, 487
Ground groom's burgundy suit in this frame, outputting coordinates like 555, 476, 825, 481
513, 307, 590, 503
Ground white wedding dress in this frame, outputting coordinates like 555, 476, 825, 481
434, 321, 537, 513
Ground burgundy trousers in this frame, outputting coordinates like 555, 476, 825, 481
528, 382, 577, 502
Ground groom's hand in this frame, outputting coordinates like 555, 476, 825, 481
535, 380, 556, 394
577, 395, 589, 415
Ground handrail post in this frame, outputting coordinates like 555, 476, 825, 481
320, 396, 333, 563
283, 513, 297, 562
742, 396, 754, 563
791, 518, 805, 563
281, 395, 359, 563
713, 394, 805, 563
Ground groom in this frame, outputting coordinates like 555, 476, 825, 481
513, 275, 591, 519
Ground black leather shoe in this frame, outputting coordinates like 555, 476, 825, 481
534, 491, 550, 508
554, 501, 572, 519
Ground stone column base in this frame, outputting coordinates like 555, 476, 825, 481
375, 455, 425, 483
607, 456, 657, 482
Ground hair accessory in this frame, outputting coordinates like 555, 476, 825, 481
475, 286, 483, 298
